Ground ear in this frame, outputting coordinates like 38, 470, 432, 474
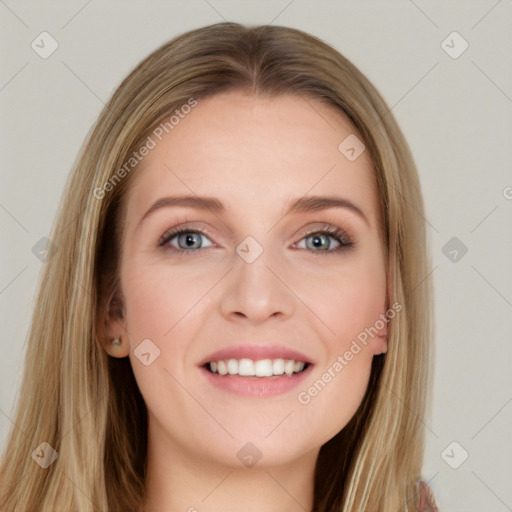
100, 289, 130, 358
374, 256, 396, 355
373, 313, 388, 355
373, 287, 392, 355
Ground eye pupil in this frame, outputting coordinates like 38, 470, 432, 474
307, 234, 330, 250
179, 232, 202, 249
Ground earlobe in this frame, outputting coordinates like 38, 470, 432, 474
376, 318, 388, 337
373, 333, 388, 355
100, 290, 130, 358
374, 305, 389, 355
102, 321, 130, 358
104, 336, 130, 358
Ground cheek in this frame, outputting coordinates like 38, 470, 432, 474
299, 350, 374, 445
292, 256, 386, 439
121, 260, 219, 343
329, 278, 386, 345
310, 256, 387, 351
120, 263, 217, 423
297, 275, 384, 440
120, 261, 221, 404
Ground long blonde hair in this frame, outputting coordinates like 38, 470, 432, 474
0, 22, 433, 511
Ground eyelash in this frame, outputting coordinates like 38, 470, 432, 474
158, 224, 354, 255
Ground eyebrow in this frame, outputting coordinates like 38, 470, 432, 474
137, 194, 369, 228
285, 195, 369, 225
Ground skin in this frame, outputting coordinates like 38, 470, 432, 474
103, 90, 388, 512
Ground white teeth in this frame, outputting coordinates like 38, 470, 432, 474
254, 359, 273, 377
217, 360, 228, 375
208, 358, 307, 377
284, 360, 295, 376
273, 358, 285, 375
227, 358, 238, 375
294, 361, 305, 373
238, 358, 255, 376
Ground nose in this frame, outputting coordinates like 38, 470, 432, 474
219, 246, 296, 325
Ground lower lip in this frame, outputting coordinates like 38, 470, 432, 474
200, 365, 313, 397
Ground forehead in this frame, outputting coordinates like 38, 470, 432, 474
124, 90, 379, 229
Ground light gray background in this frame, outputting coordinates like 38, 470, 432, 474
1, 1, 511, 510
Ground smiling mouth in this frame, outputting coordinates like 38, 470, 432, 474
205, 358, 309, 377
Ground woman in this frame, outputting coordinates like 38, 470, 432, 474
0, 22, 438, 511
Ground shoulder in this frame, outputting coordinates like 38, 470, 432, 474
414, 480, 439, 512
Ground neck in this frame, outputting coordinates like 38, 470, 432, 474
141, 421, 317, 512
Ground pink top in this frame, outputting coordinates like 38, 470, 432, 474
414, 480, 439, 511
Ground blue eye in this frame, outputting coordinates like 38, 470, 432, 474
305, 233, 338, 251
159, 225, 353, 254
295, 227, 353, 253
160, 230, 214, 251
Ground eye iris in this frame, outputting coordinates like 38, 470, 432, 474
306, 234, 330, 250
178, 232, 202, 249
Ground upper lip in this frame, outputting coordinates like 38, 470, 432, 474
200, 344, 313, 366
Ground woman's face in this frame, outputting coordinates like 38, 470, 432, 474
108, 90, 388, 468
